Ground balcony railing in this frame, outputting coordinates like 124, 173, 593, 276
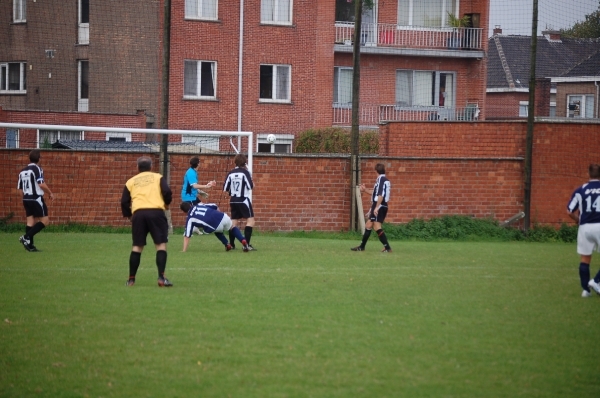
335, 22, 483, 51
333, 104, 480, 126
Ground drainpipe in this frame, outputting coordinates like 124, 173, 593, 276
237, 0, 244, 148
596, 80, 599, 118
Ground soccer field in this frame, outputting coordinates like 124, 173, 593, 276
0, 233, 597, 397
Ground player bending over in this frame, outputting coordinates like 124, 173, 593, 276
180, 202, 249, 253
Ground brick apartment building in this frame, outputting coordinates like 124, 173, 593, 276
1, 0, 490, 152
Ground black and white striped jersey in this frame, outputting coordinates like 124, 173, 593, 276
17, 163, 45, 200
223, 167, 254, 204
371, 174, 391, 206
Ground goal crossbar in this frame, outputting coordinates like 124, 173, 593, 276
0, 122, 254, 171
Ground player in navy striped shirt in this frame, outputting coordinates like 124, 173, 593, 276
567, 164, 600, 297
17, 150, 55, 252
223, 154, 256, 250
180, 202, 249, 253
352, 163, 392, 252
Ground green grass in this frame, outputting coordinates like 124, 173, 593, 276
0, 232, 597, 397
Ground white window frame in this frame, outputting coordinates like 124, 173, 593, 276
256, 134, 294, 153
185, 0, 218, 20
183, 60, 217, 99
13, 0, 26, 23
519, 101, 528, 117
6, 129, 19, 148
395, 69, 456, 108
78, 60, 89, 112
259, 64, 291, 103
567, 95, 595, 118
78, 0, 90, 45
261, 0, 293, 25
397, 0, 458, 28
333, 66, 353, 108
0, 62, 27, 93
106, 132, 132, 142
38, 130, 84, 148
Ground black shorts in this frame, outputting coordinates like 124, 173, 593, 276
230, 200, 254, 220
23, 197, 48, 218
131, 209, 169, 247
180, 199, 200, 213
368, 203, 388, 224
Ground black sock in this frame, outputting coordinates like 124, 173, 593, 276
129, 251, 141, 279
361, 229, 372, 248
27, 222, 45, 240
229, 230, 235, 247
580, 262, 590, 291
244, 226, 253, 245
594, 269, 600, 284
26, 226, 33, 245
376, 229, 391, 250
156, 250, 167, 278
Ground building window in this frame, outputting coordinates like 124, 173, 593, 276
333, 66, 353, 108
106, 132, 131, 142
13, 0, 26, 23
398, 0, 457, 28
6, 129, 19, 148
257, 134, 293, 153
38, 130, 83, 148
549, 102, 556, 118
79, 0, 90, 44
184, 60, 216, 99
261, 0, 292, 25
0, 62, 27, 93
78, 60, 89, 112
259, 64, 291, 102
395, 70, 455, 107
519, 101, 528, 117
568, 95, 595, 118
185, 0, 218, 20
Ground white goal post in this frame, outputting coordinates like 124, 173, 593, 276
0, 122, 254, 172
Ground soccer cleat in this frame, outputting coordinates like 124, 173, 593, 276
19, 236, 34, 252
29, 245, 41, 252
247, 244, 256, 251
582, 290, 592, 298
588, 279, 600, 295
229, 244, 236, 250
351, 246, 364, 251
157, 277, 173, 287
242, 239, 249, 252
193, 227, 204, 235
381, 248, 392, 253
226, 244, 233, 251
125, 279, 135, 287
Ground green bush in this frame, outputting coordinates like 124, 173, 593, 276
295, 127, 379, 154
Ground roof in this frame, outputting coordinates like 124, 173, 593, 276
487, 35, 600, 90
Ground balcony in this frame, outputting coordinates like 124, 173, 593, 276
332, 104, 480, 126
334, 22, 484, 58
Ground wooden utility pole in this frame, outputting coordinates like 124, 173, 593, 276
350, 0, 363, 232
524, 0, 538, 232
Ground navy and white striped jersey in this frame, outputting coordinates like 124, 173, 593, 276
17, 163, 45, 200
567, 180, 600, 225
184, 203, 225, 236
371, 174, 391, 206
223, 167, 254, 204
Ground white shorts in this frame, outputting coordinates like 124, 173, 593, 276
214, 214, 232, 234
577, 223, 600, 255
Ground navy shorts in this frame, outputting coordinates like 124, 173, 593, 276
131, 209, 169, 247
230, 200, 254, 220
368, 203, 388, 224
23, 197, 48, 218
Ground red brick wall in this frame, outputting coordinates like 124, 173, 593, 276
3, 121, 598, 231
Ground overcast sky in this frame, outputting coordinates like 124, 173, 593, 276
489, 0, 599, 37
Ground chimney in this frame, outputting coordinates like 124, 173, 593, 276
493, 25, 502, 35
542, 30, 562, 42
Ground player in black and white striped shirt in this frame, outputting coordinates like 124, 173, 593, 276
352, 163, 392, 252
223, 154, 256, 250
17, 150, 55, 252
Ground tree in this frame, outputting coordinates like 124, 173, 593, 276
561, 2, 600, 38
